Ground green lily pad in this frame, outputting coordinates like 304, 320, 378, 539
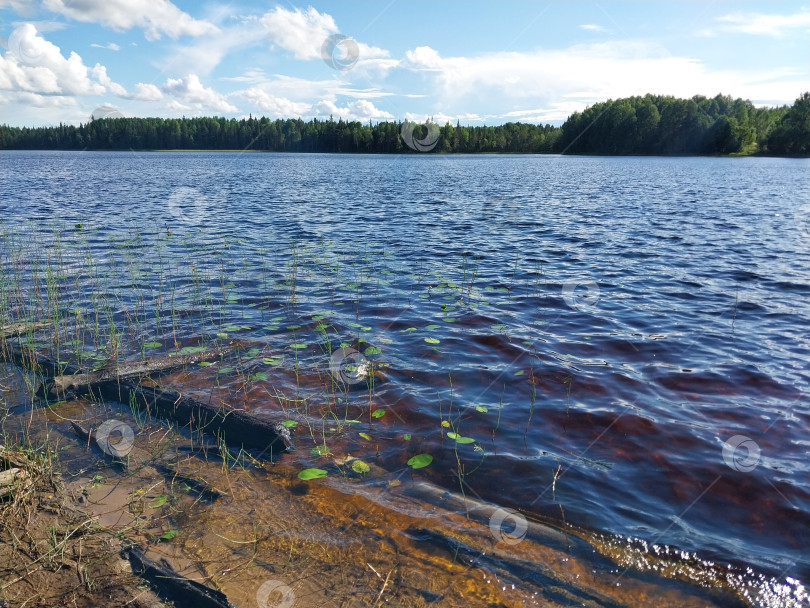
425, 337, 440, 344
371, 409, 385, 418
407, 454, 433, 469
251, 372, 269, 381
143, 341, 162, 348
298, 468, 327, 480
289, 343, 307, 349
159, 529, 179, 541
281, 420, 298, 428
425, 324, 440, 330
358, 432, 372, 441
364, 346, 382, 355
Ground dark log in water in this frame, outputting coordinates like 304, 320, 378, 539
1, 345, 293, 456
95, 381, 294, 455
126, 545, 235, 608
46, 347, 234, 397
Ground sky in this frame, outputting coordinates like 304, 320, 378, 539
0, 0, 808, 127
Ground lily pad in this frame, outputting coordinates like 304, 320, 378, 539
289, 343, 307, 349
371, 409, 386, 418
143, 341, 162, 349
407, 454, 433, 469
364, 346, 382, 355
298, 468, 328, 480
281, 419, 298, 428
425, 337, 440, 344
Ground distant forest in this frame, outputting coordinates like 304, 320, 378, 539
1, 92, 808, 156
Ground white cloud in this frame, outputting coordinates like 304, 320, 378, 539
260, 6, 338, 60
580, 24, 608, 33
164, 16, 269, 76
716, 8, 810, 37
42, 0, 219, 40
313, 98, 393, 122
162, 74, 236, 112
0, 24, 104, 95
393, 42, 807, 121
129, 82, 162, 101
402, 46, 444, 70
91, 42, 120, 51
240, 88, 310, 117
89, 63, 163, 101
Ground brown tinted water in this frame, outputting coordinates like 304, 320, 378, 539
1, 151, 809, 607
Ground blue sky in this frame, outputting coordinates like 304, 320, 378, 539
1, 1, 808, 127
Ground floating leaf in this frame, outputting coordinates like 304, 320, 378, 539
492, 324, 506, 330
446, 432, 476, 444
281, 419, 298, 428
312, 315, 326, 321
149, 495, 167, 508
358, 432, 372, 441
251, 372, 269, 381
314, 323, 329, 332
371, 409, 386, 418
441, 420, 450, 428
403, 434, 412, 441
298, 468, 327, 480
425, 324, 440, 330
475, 405, 488, 413
144, 341, 162, 348
217, 367, 233, 374
216, 333, 228, 339
340, 342, 351, 348
287, 324, 301, 330
351, 460, 370, 474
402, 327, 417, 332
425, 337, 440, 344
160, 529, 179, 541
407, 454, 433, 469
311, 445, 329, 456
364, 346, 382, 356
344, 419, 362, 424
515, 370, 525, 376
198, 361, 213, 366
289, 343, 307, 349
248, 348, 261, 355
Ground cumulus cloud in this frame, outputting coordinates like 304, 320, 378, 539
162, 74, 236, 112
0, 24, 104, 95
239, 88, 310, 117
312, 98, 393, 121
42, 0, 219, 40
90, 63, 162, 100
261, 6, 338, 60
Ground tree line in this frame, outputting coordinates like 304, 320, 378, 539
1, 92, 807, 156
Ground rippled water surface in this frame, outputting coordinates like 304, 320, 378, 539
1, 151, 809, 604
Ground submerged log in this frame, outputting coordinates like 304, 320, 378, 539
96, 381, 293, 455
47, 347, 234, 397
126, 545, 235, 608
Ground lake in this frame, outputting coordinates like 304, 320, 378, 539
1, 151, 808, 607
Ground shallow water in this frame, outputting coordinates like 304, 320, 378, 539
1, 150, 809, 605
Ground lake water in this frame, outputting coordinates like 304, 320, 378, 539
1, 151, 809, 606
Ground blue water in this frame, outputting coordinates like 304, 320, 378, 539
1, 151, 809, 603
